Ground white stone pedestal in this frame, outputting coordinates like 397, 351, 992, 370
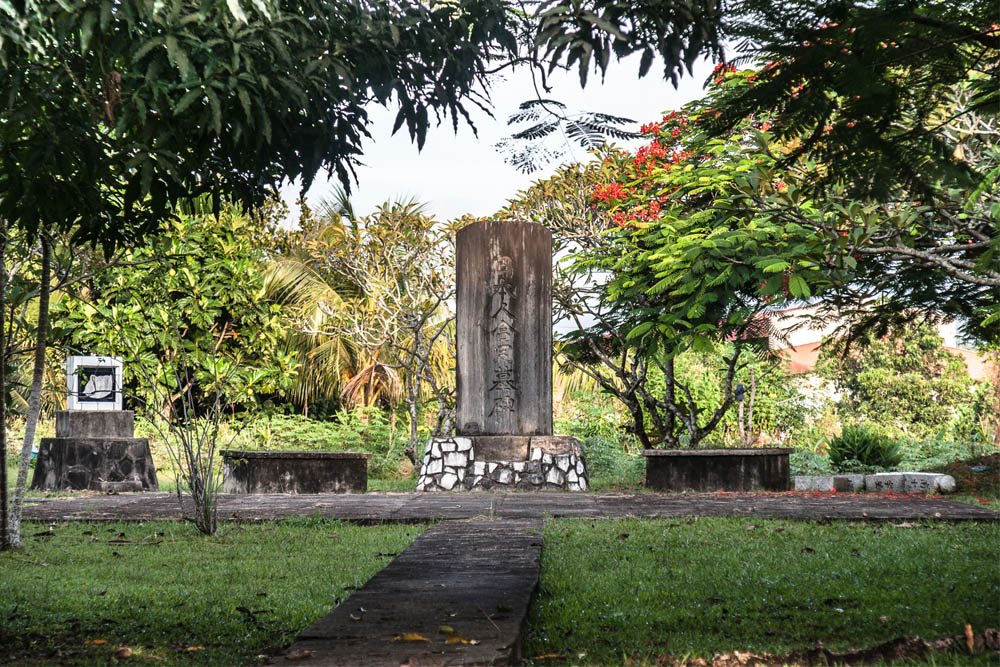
417, 436, 589, 492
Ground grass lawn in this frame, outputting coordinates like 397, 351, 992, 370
522, 518, 1000, 665
0, 519, 426, 665
2, 517, 997, 666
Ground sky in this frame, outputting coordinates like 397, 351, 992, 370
281, 54, 715, 223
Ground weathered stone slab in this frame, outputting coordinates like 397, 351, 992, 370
30, 438, 158, 492
473, 435, 531, 461
286, 519, 542, 665
644, 448, 791, 492
55, 410, 135, 438
865, 473, 905, 493
794, 475, 865, 492
901, 472, 944, 493
529, 435, 581, 456
19, 491, 1000, 523
221, 450, 369, 494
455, 221, 552, 437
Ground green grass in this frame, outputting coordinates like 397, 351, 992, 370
0, 519, 425, 665
522, 518, 1000, 665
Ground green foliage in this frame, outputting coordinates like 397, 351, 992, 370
554, 390, 631, 443
641, 345, 813, 446
54, 210, 296, 413
1, 0, 518, 246
715, 0, 998, 202
788, 449, 834, 477
578, 436, 643, 486
828, 423, 903, 472
534, 0, 723, 87
237, 409, 413, 479
819, 322, 976, 439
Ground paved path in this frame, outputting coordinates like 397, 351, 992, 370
285, 519, 542, 666
22, 491, 998, 522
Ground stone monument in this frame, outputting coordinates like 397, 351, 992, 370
417, 221, 588, 491
31, 356, 158, 492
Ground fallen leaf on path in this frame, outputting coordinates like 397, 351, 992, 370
444, 634, 478, 645
438, 625, 454, 634
285, 649, 315, 661
392, 633, 430, 642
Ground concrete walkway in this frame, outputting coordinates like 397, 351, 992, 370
285, 519, 542, 666
22, 490, 998, 522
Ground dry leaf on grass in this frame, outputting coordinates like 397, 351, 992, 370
965, 623, 975, 653
84, 639, 108, 645
113, 646, 133, 660
285, 649, 316, 661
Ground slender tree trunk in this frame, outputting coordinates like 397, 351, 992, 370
662, 356, 679, 447
9, 231, 50, 547
1, 217, 9, 550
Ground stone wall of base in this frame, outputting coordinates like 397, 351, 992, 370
31, 438, 159, 492
417, 436, 588, 491
220, 450, 370, 494
795, 472, 956, 493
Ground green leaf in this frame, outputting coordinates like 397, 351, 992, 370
760, 260, 790, 273
627, 321, 654, 340
787, 273, 810, 299
173, 88, 203, 116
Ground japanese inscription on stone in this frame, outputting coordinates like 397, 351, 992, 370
455, 220, 552, 436
489, 253, 517, 430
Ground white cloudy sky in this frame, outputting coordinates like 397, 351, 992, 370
282, 55, 715, 222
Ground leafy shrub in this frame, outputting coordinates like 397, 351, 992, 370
555, 390, 633, 444
789, 450, 833, 476
818, 323, 975, 439
897, 436, 976, 472
581, 436, 643, 480
828, 423, 903, 471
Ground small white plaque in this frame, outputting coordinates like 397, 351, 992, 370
66, 356, 123, 411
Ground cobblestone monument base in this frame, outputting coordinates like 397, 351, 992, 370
417, 435, 588, 492
30, 410, 158, 492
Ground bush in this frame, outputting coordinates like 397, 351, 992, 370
581, 436, 643, 481
828, 423, 903, 471
789, 450, 833, 476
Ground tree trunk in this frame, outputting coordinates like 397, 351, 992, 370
662, 355, 680, 447
9, 231, 50, 547
1, 217, 8, 550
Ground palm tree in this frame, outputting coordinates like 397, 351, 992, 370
265, 190, 453, 434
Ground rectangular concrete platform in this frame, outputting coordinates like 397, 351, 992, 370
285, 519, 543, 665
20, 491, 999, 523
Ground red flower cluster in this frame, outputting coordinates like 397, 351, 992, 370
590, 182, 627, 204
632, 199, 662, 221
712, 62, 737, 84
633, 140, 669, 176
640, 121, 662, 135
